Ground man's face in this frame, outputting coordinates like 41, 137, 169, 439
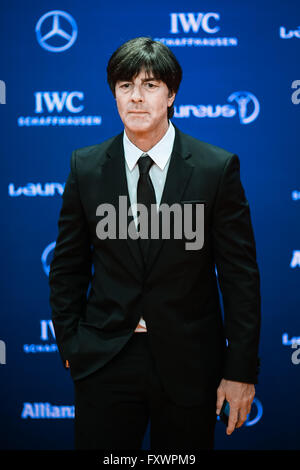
115, 69, 175, 136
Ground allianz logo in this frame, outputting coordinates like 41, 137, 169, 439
279, 26, 300, 39
21, 403, 74, 419
174, 91, 260, 124
8, 182, 65, 197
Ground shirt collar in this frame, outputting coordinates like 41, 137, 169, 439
123, 120, 175, 171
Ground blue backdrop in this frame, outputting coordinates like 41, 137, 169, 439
0, 0, 299, 450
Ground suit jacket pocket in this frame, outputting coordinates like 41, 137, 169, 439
180, 199, 206, 205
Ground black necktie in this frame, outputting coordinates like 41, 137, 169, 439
137, 153, 156, 263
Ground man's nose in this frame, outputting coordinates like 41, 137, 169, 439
131, 85, 144, 102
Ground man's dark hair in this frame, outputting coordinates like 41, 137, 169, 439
107, 37, 182, 119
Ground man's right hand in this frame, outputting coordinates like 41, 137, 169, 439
65, 360, 70, 368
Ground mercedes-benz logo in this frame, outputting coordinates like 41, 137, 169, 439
35, 10, 78, 53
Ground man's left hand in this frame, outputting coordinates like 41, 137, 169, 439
216, 378, 255, 435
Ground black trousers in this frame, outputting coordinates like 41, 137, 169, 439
74, 332, 217, 450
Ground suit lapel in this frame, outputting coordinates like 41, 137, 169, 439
145, 127, 194, 276
101, 127, 194, 278
102, 133, 144, 275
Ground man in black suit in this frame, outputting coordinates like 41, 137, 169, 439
49, 37, 261, 450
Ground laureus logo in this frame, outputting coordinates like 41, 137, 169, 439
174, 91, 260, 124
35, 10, 78, 52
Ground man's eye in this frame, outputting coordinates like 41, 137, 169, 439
146, 83, 156, 88
120, 83, 131, 88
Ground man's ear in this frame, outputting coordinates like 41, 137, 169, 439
168, 90, 176, 106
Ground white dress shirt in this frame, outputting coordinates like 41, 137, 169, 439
123, 120, 175, 331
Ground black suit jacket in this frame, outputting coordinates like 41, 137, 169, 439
49, 125, 261, 406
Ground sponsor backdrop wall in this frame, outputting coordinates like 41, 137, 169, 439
0, 0, 299, 450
